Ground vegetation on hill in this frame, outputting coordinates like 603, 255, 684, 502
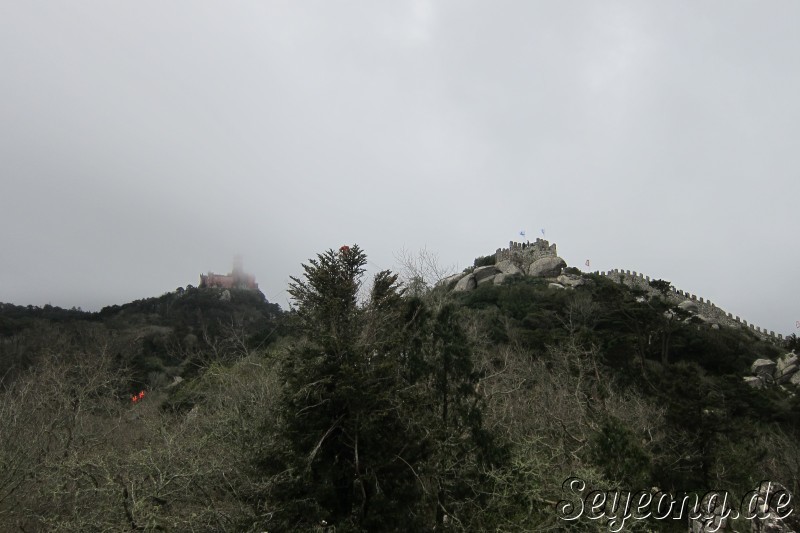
0, 248, 797, 531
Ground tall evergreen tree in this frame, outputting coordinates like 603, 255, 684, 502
259, 245, 503, 531
424, 303, 506, 529
267, 246, 431, 531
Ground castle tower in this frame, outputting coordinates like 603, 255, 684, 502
199, 255, 258, 291
232, 254, 244, 286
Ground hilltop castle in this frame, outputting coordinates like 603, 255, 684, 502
492, 238, 785, 342
199, 256, 259, 290
495, 238, 559, 272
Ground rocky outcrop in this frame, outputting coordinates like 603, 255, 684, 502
448, 241, 569, 293
528, 256, 567, 278
777, 353, 799, 374
743, 376, 764, 389
438, 273, 465, 288
744, 353, 798, 388
473, 265, 499, 283
453, 274, 477, 292
777, 354, 800, 384
477, 274, 496, 286
496, 260, 522, 276
752, 359, 777, 379
556, 273, 584, 288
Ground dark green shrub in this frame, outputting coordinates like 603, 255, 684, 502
473, 254, 496, 267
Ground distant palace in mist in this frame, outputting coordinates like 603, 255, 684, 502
199, 256, 259, 291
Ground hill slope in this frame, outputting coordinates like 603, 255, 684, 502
0, 249, 798, 531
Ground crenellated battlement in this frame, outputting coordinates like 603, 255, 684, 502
596, 269, 783, 342
495, 238, 558, 271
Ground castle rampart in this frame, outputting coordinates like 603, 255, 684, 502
596, 269, 783, 342
495, 238, 558, 272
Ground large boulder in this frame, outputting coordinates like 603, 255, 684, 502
776, 368, 799, 384
744, 376, 764, 389
477, 274, 496, 286
777, 353, 799, 374
751, 359, 777, 379
557, 274, 584, 288
473, 265, 499, 283
548, 282, 565, 290
678, 300, 699, 314
493, 273, 508, 285
453, 274, 477, 292
528, 256, 567, 277
496, 259, 522, 276
776, 354, 800, 383
438, 273, 465, 288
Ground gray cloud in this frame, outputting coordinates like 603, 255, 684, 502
0, 1, 797, 335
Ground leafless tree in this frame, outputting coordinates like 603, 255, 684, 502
394, 246, 458, 297
0, 337, 283, 531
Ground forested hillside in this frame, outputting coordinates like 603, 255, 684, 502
1, 246, 798, 531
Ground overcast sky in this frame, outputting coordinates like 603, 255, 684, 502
1, 1, 797, 335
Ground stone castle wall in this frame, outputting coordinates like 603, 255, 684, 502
597, 269, 783, 342
495, 239, 558, 272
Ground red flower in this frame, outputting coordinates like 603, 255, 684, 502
339, 245, 350, 253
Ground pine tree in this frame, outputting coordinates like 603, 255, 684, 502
267, 245, 431, 531
425, 303, 506, 529
260, 245, 503, 530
